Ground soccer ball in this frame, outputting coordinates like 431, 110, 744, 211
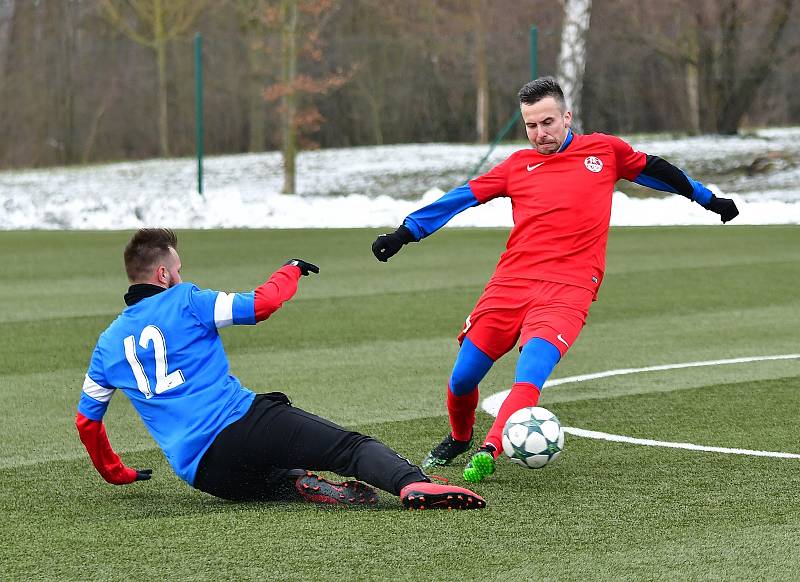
502, 406, 565, 469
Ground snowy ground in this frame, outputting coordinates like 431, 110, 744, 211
1, 128, 799, 229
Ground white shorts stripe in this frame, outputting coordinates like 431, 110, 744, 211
82, 375, 114, 402
214, 292, 235, 329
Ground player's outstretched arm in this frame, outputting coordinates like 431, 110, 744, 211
254, 259, 318, 321
634, 154, 739, 223
75, 412, 152, 485
371, 184, 481, 262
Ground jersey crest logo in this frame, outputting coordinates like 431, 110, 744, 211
584, 156, 603, 173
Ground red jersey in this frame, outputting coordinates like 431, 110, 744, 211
468, 133, 646, 295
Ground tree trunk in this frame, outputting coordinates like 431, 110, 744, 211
0, 0, 14, 84
60, 1, 78, 164
154, 0, 170, 156
684, 31, 701, 137
714, 0, 794, 134
83, 79, 119, 163
361, 81, 384, 145
0, 0, 12, 165
684, 60, 700, 135
281, 0, 298, 194
156, 40, 170, 155
557, 0, 593, 133
248, 55, 266, 152
473, 0, 489, 143
246, 28, 266, 152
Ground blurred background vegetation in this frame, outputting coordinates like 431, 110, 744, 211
0, 0, 798, 170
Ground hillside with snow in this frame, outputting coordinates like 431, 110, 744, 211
1, 128, 799, 229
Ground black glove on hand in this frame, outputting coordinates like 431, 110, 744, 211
371, 225, 415, 262
135, 469, 153, 481
706, 195, 739, 223
285, 259, 320, 276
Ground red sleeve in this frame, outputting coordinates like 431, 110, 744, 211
467, 155, 514, 203
76, 412, 137, 485
605, 134, 646, 181
254, 264, 302, 322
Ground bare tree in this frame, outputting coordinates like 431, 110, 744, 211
265, 0, 346, 194
624, 0, 797, 134
234, 0, 274, 152
99, 0, 206, 156
714, 0, 796, 133
0, 0, 17, 164
279, 0, 298, 193
473, 0, 490, 143
2, 0, 800, 170
557, 0, 592, 132
0, 0, 14, 82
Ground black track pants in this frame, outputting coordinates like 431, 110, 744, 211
194, 393, 427, 501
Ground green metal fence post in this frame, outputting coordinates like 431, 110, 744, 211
195, 32, 204, 197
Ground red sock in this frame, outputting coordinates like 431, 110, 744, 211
483, 382, 540, 455
447, 385, 479, 442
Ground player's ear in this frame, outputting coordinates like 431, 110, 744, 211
157, 265, 169, 285
563, 110, 572, 128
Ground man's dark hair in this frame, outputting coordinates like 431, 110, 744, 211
518, 76, 567, 110
124, 228, 178, 282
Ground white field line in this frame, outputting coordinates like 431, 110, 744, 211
563, 427, 800, 459
481, 353, 800, 459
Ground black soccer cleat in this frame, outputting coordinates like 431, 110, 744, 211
421, 432, 473, 469
294, 471, 379, 506
400, 481, 486, 510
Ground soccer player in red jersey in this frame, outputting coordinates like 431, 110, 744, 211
371, 77, 739, 483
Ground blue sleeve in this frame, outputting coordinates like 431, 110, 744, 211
78, 390, 111, 420
403, 184, 480, 240
188, 285, 256, 330
633, 172, 712, 206
77, 347, 115, 420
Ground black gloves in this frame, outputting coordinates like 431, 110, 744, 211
706, 195, 739, 223
285, 259, 319, 276
135, 469, 153, 481
371, 225, 415, 262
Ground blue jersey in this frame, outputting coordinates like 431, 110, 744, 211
78, 283, 257, 485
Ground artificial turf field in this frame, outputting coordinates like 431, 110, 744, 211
1, 226, 799, 581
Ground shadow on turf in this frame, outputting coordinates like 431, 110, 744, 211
79, 480, 403, 518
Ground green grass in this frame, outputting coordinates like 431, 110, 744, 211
1, 226, 799, 581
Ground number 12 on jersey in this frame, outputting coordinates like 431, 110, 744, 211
124, 325, 185, 399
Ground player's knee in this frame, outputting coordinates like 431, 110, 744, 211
448, 372, 478, 396
515, 338, 561, 388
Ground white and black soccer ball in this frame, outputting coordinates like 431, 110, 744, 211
502, 406, 565, 469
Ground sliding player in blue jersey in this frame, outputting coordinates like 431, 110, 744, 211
76, 228, 485, 510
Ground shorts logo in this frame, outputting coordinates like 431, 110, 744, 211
556, 334, 570, 348
584, 156, 603, 173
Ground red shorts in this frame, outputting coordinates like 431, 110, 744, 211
457, 278, 594, 361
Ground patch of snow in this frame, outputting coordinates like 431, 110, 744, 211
1, 129, 798, 229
